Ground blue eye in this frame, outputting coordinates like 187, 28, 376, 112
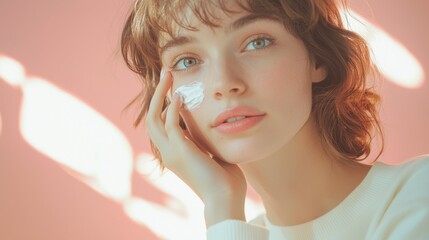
173, 57, 200, 71
245, 37, 273, 51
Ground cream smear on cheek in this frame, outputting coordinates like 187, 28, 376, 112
173, 81, 205, 111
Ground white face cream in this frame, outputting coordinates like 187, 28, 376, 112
173, 81, 205, 111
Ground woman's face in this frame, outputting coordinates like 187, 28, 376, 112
159, 3, 326, 164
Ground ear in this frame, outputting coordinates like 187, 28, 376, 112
311, 63, 327, 83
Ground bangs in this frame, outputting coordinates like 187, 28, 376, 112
134, 0, 285, 43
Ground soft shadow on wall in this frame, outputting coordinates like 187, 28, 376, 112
0, 0, 428, 239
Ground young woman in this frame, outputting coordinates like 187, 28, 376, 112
121, 0, 429, 239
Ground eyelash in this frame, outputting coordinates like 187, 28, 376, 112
169, 35, 275, 72
244, 35, 275, 51
170, 54, 200, 73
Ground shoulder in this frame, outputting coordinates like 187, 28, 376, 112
393, 154, 429, 193
397, 154, 429, 168
373, 154, 429, 181
367, 155, 429, 238
373, 154, 429, 209
367, 154, 429, 216
406, 154, 429, 173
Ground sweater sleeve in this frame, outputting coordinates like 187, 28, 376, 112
207, 220, 269, 240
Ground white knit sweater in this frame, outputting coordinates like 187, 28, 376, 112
207, 155, 429, 240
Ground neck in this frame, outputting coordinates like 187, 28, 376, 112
239, 115, 371, 226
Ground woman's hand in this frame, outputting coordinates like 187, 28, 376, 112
145, 69, 247, 227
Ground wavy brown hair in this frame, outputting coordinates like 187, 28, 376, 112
121, 0, 384, 170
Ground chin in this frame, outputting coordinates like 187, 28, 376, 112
210, 141, 273, 165
217, 151, 268, 165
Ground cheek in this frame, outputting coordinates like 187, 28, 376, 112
170, 70, 209, 109
179, 108, 219, 154
245, 41, 311, 93
171, 70, 204, 92
248, 61, 292, 99
253, 55, 311, 94
174, 81, 205, 111
249, 58, 313, 123
180, 107, 208, 138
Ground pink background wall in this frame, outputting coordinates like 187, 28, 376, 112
0, 0, 428, 239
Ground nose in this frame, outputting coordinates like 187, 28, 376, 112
210, 55, 247, 100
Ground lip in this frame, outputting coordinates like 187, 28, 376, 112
212, 106, 266, 133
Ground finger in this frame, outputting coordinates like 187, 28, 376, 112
147, 69, 172, 119
165, 93, 186, 143
146, 69, 173, 143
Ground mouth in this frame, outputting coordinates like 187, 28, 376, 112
214, 114, 266, 135
212, 106, 266, 134
223, 115, 249, 123
212, 105, 266, 128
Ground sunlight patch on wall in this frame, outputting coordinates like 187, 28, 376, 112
19, 77, 133, 200
124, 196, 206, 239
135, 152, 163, 179
342, 10, 425, 89
0, 55, 26, 86
125, 153, 206, 239
0, 54, 133, 201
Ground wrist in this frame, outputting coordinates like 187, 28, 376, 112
203, 196, 246, 228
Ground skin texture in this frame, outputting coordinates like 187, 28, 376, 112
152, 1, 372, 228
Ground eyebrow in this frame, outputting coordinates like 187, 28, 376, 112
159, 13, 281, 56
